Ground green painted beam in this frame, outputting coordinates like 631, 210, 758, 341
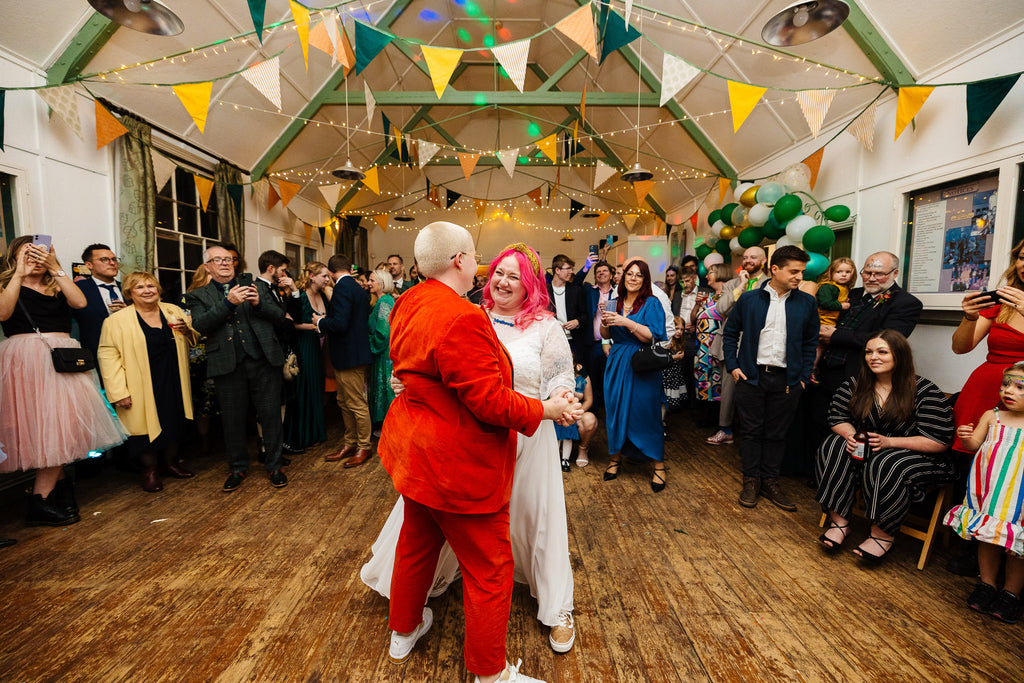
322, 91, 664, 106
46, 14, 117, 85
842, 0, 915, 85
537, 50, 587, 91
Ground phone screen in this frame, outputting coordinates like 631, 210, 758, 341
589, 244, 598, 256
32, 234, 52, 249
237, 273, 254, 287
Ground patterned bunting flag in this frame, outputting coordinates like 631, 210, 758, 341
373, 214, 389, 231
660, 53, 699, 106
554, 4, 598, 60
847, 100, 877, 152
193, 175, 215, 212
94, 100, 127, 149
802, 148, 825, 190
491, 40, 530, 93
624, 0, 634, 23
289, 1, 310, 71
634, 179, 655, 206
527, 188, 543, 207
421, 45, 463, 98
318, 184, 342, 209
362, 166, 380, 195
600, 9, 642, 64
570, 199, 583, 219
537, 134, 557, 162
446, 189, 461, 209
458, 152, 480, 180
247, 0, 266, 44
354, 20, 394, 74
497, 148, 518, 178
593, 160, 616, 189
267, 182, 280, 210
966, 73, 1021, 144
149, 150, 175, 194
364, 81, 376, 122
417, 139, 440, 168
171, 82, 213, 133
727, 81, 766, 132
242, 57, 281, 110
894, 86, 935, 140
277, 179, 301, 207
38, 84, 85, 140
796, 89, 836, 138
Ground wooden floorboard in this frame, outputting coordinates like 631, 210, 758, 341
2, 408, 1023, 682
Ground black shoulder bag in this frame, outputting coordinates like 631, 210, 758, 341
18, 299, 96, 373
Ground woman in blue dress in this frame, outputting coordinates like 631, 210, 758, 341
601, 258, 668, 492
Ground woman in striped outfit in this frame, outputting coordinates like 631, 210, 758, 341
815, 329, 955, 564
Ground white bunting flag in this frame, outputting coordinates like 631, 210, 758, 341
417, 140, 440, 169
242, 57, 282, 110
847, 100, 878, 152
491, 40, 530, 93
38, 84, 85, 140
324, 11, 340, 56
660, 53, 699, 106
151, 150, 177, 194
625, 0, 634, 23
318, 183, 343, 209
364, 81, 376, 122
796, 89, 836, 138
497, 148, 519, 178
593, 160, 617, 189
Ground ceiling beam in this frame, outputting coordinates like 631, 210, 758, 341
46, 14, 117, 86
322, 91, 664, 106
536, 49, 588, 91
842, 1, 916, 85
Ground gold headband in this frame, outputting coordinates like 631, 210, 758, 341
502, 242, 541, 276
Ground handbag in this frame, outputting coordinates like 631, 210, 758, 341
282, 350, 300, 380
18, 300, 96, 373
631, 343, 673, 373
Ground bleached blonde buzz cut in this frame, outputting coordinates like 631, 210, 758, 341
414, 221, 474, 278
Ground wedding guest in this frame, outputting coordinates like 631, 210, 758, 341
284, 261, 331, 450
368, 268, 397, 430
73, 243, 125, 358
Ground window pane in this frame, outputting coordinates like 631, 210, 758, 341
175, 168, 196, 205
157, 171, 173, 198
158, 268, 183, 304
157, 235, 181, 269
178, 204, 198, 235
200, 207, 218, 239
183, 239, 204, 270
304, 247, 317, 266
155, 196, 174, 231
284, 242, 300, 266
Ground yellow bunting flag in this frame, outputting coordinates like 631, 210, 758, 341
475, 199, 487, 219
373, 214, 389, 231
267, 183, 280, 210
596, 211, 609, 228
458, 152, 480, 180
634, 179, 655, 206
580, 84, 587, 126
172, 82, 213, 133
894, 86, 935, 141
727, 81, 767, 132
527, 187, 543, 207
304, 223, 313, 245
94, 100, 127, 149
802, 147, 825, 190
193, 175, 215, 212
537, 134, 557, 163
277, 179, 301, 207
421, 45, 462, 98
554, 4, 598, 60
362, 166, 380, 195
622, 213, 639, 232
289, 0, 310, 71
718, 177, 731, 204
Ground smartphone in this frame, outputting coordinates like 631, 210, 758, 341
607, 235, 614, 247
598, 238, 607, 250
975, 290, 1008, 305
589, 244, 598, 257
237, 273, 254, 287
31, 234, 52, 250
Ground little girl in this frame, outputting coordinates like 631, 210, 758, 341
945, 362, 1024, 624
555, 360, 598, 470
813, 257, 857, 375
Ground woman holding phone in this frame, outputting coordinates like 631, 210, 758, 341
0, 236, 126, 526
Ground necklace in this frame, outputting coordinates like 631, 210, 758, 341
492, 315, 516, 327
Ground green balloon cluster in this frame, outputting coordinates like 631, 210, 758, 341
695, 243, 713, 260
762, 213, 786, 239
707, 209, 722, 227
720, 202, 739, 226
714, 239, 731, 256
824, 205, 851, 222
802, 225, 836, 253
773, 194, 803, 223
737, 225, 763, 248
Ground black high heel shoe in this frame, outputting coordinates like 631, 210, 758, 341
852, 535, 894, 565
603, 460, 621, 481
651, 468, 666, 493
818, 520, 849, 553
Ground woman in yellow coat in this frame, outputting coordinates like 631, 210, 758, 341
98, 272, 197, 492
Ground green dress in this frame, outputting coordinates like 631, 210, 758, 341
284, 292, 327, 448
368, 293, 395, 425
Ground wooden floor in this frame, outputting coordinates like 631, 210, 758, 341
1, 409, 1023, 683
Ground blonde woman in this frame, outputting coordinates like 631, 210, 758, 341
368, 268, 396, 428
284, 261, 331, 448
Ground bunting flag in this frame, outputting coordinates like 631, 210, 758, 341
555, 4, 598, 60
417, 139, 440, 168
38, 84, 85, 140
600, 9, 642, 64
318, 183, 343, 209
337, 21, 356, 72
446, 189, 461, 209
193, 175, 215, 212
621, 213, 639, 231
227, 184, 243, 216
0, 90, 5, 151
624, 0, 634, 23
421, 45, 462, 98
894, 86, 935, 140
689, 211, 699, 230
171, 82, 213, 133
527, 187, 543, 207
382, 112, 391, 148
497, 148, 518, 178
267, 182, 280, 210
364, 81, 376, 122
967, 73, 1021, 144
362, 166, 380, 194
537, 133, 557, 162
323, 12, 340, 55
373, 214, 389, 231
474, 199, 487, 219
596, 212, 610, 228
570, 199, 584, 219
634, 179, 655, 206
426, 179, 441, 207
242, 57, 281, 110
458, 152, 480, 180
847, 99, 877, 152
355, 20, 394, 74
561, 133, 585, 159
277, 179, 301, 207
247, 0, 266, 43
309, 17, 337, 58
345, 215, 363, 231
593, 160, 616, 188
94, 100, 127, 149
548, 182, 556, 204
318, 225, 326, 245
796, 89, 836, 138
802, 147, 825, 190
660, 52, 699, 106
727, 81, 766, 132
718, 177, 731, 204
304, 223, 313, 245
491, 40, 530, 92
150, 150, 175, 193
289, 1, 310, 70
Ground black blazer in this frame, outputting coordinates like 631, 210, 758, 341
320, 275, 372, 370
72, 277, 118, 355
547, 280, 591, 352
830, 285, 923, 377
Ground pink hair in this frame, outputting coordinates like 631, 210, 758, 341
481, 246, 553, 329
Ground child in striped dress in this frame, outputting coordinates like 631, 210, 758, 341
945, 361, 1024, 623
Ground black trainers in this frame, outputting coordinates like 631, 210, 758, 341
760, 478, 797, 511
223, 471, 245, 492
560, 458, 571, 472
991, 590, 1023, 624
739, 477, 760, 508
967, 582, 998, 614
269, 470, 288, 488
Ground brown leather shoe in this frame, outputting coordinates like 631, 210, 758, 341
141, 470, 164, 493
738, 476, 760, 508
326, 445, 356, 462
760, 477, 797, 511
343, 448, 373, 468
163, 461, 194, 479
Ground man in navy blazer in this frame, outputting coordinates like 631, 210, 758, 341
73, 244, 125, 357
315, 252, 373, 467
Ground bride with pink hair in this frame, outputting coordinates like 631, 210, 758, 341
361, 243, 579, 654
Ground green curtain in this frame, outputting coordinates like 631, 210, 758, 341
215, 163, 244, 253
118, 115, 155, 274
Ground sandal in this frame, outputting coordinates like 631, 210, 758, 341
651, 467, 666, 493
818, 520, 850, 553
576, 445, 589, 468
603, 459, 621, 481
852, 535, 894, 565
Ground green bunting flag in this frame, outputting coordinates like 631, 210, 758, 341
381, 112, 391, 148
570, 198, 584, 219
247, 0, 266, 44
227, 184, 243, 216
600, 10, 641, 64
446, 189, 461, 209
318, 226, 326, 246
355, 20, 394, 75
0, 90, 5, 152
966, 72, 1021, 144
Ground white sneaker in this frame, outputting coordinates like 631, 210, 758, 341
705, 430, 734, 445
388, 607, 433, 663
474, 659, 546, 683
548, 610, 575, 653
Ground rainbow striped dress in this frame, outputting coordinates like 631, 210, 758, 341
945, 408, 1024, 556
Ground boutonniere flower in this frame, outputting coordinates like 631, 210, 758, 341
872, 290, 893, 308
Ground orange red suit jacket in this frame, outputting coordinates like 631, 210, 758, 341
379, 279, 544, 514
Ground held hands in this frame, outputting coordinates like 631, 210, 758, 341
390, 373, 405, 396
562, 320, 579, 331
543, 388, 581, 425
115, 396, 132, 409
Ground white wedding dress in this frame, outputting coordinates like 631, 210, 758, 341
360, 313, 575, 627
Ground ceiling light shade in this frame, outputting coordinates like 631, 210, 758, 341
761, 1, 849, 46
332, 161, 366, 181
88, 0, 184, 35
581, 210, 600, 218
621, 163, 653, 183
393, 214, 414, 222
559, 232, 575, 242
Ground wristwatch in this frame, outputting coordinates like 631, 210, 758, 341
54, 270, 67, 278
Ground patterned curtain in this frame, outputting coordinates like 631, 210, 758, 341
215, 163, 244, 252
118, 115, 155, 273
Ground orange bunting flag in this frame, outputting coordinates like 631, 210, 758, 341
94, 100, 127, 149
289, 0, 310, 70
277, 179, 301, 207
727, 81, 766, 132
894, 86, 935, 140
475, 199, 487, 219
527, 187, 543, 207
373, 214, 389, 231
193, 175, 214, 212
689, 211, 699, 230
554, 4, 598, 60
309, 19, 336, 58
580, 84, 587, 126
458, 152, 480, 180
172, 82, 213, 133
596, 211, 609, 228
338, 24, 355, 73
304, 223, 313, 245
361, 166, 380, 195
267, 183, 280, 210
537, 134, 557, 163
718, 177, 731, 204
802, 147, 825, 190
634, 179, 655, 206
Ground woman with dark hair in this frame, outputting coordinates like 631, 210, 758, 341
816, 329, 955, 564
601, 258, 668, 491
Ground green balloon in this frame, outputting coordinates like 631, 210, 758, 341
802, 225, 836, 253
707, 209, 721, 227
773, 194, 803, 223
715, 238, 731, 256
737, 226, 763, 248
697, 262, 708, 278
720, 202, 739, 226
695, 243, 713, 260
804, 252, 830, 280
824, 204, 851, 222
762, 213, 786, 239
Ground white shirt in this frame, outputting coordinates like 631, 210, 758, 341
678, 287, 699, 325
593, 286, 615, 341
756, 284, 790, 367
649, 285, 676, 347
257, 275, 300, 300
92, 276, 121, 307
551, 284, 570, 339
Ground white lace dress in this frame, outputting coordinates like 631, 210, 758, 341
360, 313, 576, 627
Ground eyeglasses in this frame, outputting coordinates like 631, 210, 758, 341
624, 272, 644, 281
93, 257, 119, 264
860, 267, 897, 281
450, 252, 481, 264
207, 257, 235, 265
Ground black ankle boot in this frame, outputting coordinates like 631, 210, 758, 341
51, 478, 81, 520
26, 494, 79, 527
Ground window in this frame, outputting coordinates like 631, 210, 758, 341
0, 172, 16, 248
156, 167, 219, 302
284, 242, 320, 271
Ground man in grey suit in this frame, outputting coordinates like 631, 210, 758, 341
184, 245, 289, 492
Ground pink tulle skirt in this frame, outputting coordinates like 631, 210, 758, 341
0, 333, 127, 472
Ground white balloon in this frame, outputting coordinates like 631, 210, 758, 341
785, 214, 816, 242
775, 235, 795, 249
712, 219, 728, 238
734, 182, 753, 201
704, 252, 724, 267
782, 163, 812, 192
730, 237, 743, 254
748, 203, 772, 227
